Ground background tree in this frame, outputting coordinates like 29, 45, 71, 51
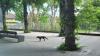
47, 0, 59, 31
93, 0, 100, 7
22, 0, 30, 33
22, 0, 47, 33
76, 0, 100, 32
13, 0, 23, 21
39, 7, 49, 31
0, 0, 15, 31
59, 0, 65, 36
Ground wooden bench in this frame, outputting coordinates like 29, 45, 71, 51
0, 31, 24, 42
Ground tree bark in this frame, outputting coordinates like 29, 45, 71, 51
1, 8, 7, 31
59, 0, 65, 36
61, 0, 77, 50
23, 0, 29, 33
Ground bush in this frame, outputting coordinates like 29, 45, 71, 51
57, 42, 81, 51
57, 43, 67, 51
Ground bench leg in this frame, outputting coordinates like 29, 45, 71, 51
17, 37, 24, 42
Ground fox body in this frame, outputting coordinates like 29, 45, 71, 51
36, 36, 48, 41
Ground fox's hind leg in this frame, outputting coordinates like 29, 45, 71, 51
39, 38, 41, 41
43, 38, 45, 41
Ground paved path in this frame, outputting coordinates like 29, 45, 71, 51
0, 32, 100, 56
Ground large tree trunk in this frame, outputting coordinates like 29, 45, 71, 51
2, 8, 7, 31
23, 0, 29, 33
61, 0, 77, 50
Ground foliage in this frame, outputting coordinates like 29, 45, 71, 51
35, 0, 47, 8
74, 0, 82, 6
12, 0, 23, 21
76, 0, 100, 32
39, 16, 48, 23
57, 42, 80, 51
47, 0, 59, 30
57, 42, 67, 51
0, 0, 17, 31
0, 0, 16, 11
1, 0, 100, 33
93, 0, 100, 7
39, 7, 49, 23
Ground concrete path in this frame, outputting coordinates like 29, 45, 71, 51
0, 32, 100, 56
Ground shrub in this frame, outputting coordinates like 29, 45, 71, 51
57, 42, 81, 51
57, 43, 67, 51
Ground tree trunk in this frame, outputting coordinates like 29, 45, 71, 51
2, 8, 7, 31
23, 0, 29, 33
59, 0, 65, 36
61, 0, 77, 50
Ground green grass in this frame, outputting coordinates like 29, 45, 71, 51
75, 29, 94, 33
57, 42, 82, 51
57, 43, 67, 51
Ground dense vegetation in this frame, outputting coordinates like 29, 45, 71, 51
1, 0, 100, 33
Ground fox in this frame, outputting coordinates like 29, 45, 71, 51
36, 36, 48, 41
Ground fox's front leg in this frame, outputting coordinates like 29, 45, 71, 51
39, 38, 41, 41
43, 38, 45, 41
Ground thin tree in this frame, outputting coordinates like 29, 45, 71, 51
59, 0, 65, 36
22, 0, 47, 33
22, 0, 29, 33
0, 0, 15, 31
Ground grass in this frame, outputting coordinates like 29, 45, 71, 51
75, 29, 94, 33
57, 43, 67, 51
57, 42, 82, 51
